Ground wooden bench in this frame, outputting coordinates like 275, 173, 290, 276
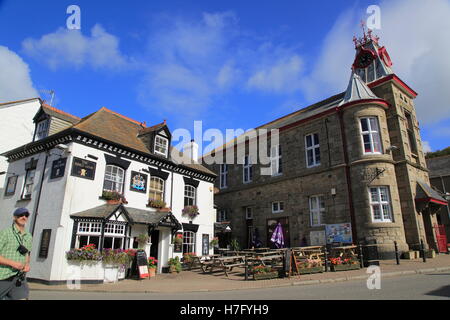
210, 256, 246, 277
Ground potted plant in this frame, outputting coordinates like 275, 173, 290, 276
137, 233, 149, 248
252, 265, 279, 280
147, 199, 166, 209
173, 233, 183, 245
102, 249, 130, 283
182, 205, 199, 219
102, 190, 127, 204
230, 238, 240, 252
210, 237, 219, 248
147, 257, 158, 277
168, 256, 182, 273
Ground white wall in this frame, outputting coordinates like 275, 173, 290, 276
0, 139, 216, 281
0, 99, 40, 192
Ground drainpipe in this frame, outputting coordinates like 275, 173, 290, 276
337, 108, 358, 242
31, 152, 49, 237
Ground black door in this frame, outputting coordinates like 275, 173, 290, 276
150, 230, 159, 259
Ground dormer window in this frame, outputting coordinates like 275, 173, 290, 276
154, 135, 169, 157
36, 119, 50, 141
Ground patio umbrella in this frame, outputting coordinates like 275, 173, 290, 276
270, 223, 285, 248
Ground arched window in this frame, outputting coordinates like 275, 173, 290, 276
103, 165, 125, 193
149, 176, 164, 201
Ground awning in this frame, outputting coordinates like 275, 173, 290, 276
415, 180, 448, 206
182, 223, 199, 233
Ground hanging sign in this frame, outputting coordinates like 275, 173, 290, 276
71, 157, 96, 180
130, 171, 148, 193
135, 250, 149, 279
50, 158, 67, 179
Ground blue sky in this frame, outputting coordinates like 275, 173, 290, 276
1, 0, 449, 154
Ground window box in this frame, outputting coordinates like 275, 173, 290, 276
182, 205, 199, 219
253, 271, 279, 281
330, 264, 360, 272
67, 261, 104, 281
297, 266, 324, 274
100, 191, 127, 204
147, 199, 167, 209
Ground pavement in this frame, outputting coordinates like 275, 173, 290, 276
29, 254, 450, 293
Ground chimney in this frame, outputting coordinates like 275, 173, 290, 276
184, 139, 199, 163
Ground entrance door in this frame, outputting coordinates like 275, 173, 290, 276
150, 230, 159, 259
434, 224, 448, 253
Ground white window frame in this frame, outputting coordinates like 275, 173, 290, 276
103, 222, 126, 249
76, 222, 102, 249
184, 185, 196, 207
272, 201, 284, 213
103, 165, 125, 194
182, 231, 196, 254
271, 145, 282, 176
305, 134, 321, 168
36, 119, 49, 141
369, 186, 393, 222
149, 176, 165, 202
243, 155, 253, 183
220, 164, 228, 189
309, 195, 325, 226
21, 169, 36, 199
360, 117, 382, 154
154, 135, 169, 157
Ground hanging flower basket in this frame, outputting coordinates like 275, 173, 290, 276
182, 205, 199, 219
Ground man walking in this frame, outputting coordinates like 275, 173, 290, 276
0, 208, 33, 300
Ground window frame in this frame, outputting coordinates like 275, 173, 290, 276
360, 117, 383, 155
270, 145, 283, 176
184, 184, 196, 207
149, 176, 165, 202
245, 207, 253, 220
103, 165, 125, 194
219, 164, 228, 189
309, 195, 326, 227
182, 230, 196, 254
103, 222, 126, 250
404, 111, 418, 155
154, 135, 169, 157
369, 186, 393, 223
75, 222, 102, 249
243, 155, 253, 183
272, 201, 284, 213
217, 209, 228, 222
36, 119, 50, 141
21, 169, 36, 200
305, 133, 321, 168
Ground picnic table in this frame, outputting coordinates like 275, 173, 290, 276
329, 245, 358, 259
249, 254, 283, 267
208, 255, 246, 277
187, 254, 220, 271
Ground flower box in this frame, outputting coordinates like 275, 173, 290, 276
331, 264, 360, 272
253, 271, 279, 281
67, 261, 104, 281
298, 266, 324, 274
104, 265, 119, 283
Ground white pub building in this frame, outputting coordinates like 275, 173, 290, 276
0, 104, 216, 284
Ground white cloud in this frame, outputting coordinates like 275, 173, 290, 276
422, 140, 432, 153
0, 46, 38, 102
22, 24, 132, 71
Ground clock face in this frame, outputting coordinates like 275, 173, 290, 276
354, 49, 375, 69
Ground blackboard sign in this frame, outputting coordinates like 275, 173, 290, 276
71, 157, 96, 180
38, 229, 52, 259
50, 158, 67, 179
135, 250, 149, 279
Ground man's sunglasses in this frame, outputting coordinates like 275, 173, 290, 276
16, 213, 29, 218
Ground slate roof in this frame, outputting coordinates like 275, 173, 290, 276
416, 179, 448, 204
339, 72, 380, 106
70, 204, 177, 225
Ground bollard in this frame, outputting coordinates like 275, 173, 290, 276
324, 246, 328, 272
420, 239, 427, 263
394, 241, 400, 265
359, 243, 364, 268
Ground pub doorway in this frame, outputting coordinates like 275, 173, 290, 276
150, 230, 160, 260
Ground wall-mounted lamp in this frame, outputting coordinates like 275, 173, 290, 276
445, 192, 450, 201
331, 188, 337, 196
0, 171, 16, 176
386, 145, 399, 153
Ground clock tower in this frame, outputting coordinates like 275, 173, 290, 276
350, 28, 443, 252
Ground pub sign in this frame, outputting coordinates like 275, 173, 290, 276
71, 157, 96, 180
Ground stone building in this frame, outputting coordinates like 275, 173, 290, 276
204, 32, 447, 258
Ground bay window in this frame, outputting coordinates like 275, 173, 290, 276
360, 117, 382, 154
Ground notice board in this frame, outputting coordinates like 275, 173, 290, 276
135, 250, 149, 279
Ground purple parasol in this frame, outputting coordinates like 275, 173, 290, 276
270, 223, 285, 248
